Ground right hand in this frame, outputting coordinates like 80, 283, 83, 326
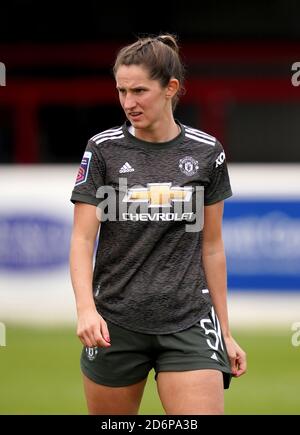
76, 308, 111, 348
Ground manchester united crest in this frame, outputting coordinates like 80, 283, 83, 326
179, 156, 199, 176
85, 346, 99, 361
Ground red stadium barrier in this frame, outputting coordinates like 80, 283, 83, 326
1, 42, 300, 162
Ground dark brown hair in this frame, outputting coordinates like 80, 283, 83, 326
113, 34, 185, 110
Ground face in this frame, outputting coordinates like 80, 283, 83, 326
115, 64, 172, 130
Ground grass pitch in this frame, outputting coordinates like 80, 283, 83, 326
0, 325, 299, 414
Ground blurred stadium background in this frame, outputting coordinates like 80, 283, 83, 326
0, 0, 300, 415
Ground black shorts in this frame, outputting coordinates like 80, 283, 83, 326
80, 306, 232, 389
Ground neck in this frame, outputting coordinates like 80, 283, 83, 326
134, 119, 180, 143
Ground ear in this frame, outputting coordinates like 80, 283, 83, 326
166, 78, 179, 98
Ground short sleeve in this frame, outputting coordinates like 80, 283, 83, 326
70, 140, 106, 206
204, 140, 232, 206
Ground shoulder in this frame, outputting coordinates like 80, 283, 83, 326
182, 124, 217, 147
88, 125, 124, 145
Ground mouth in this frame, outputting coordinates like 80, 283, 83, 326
128, 112, 143, 120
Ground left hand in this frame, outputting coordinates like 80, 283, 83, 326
223, 335, 247, 377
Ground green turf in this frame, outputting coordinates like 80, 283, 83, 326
0, 325, 299, 414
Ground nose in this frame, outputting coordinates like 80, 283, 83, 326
123, 93, 136, 110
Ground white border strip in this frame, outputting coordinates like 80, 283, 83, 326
228, 164, 300, 198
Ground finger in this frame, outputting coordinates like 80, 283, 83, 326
77, 330, 92, 347
94, 332, 111, 348
100, 321, 111, 344
231, 364, 238, 376
78, 335, 86, 346
236, 356, 247, 376
228, 353, 238, 375
82, 334, 95, 348
93, 324, 111, 348
81, 329, 99, 348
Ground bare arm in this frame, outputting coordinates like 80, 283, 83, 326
202, 201, 246, 377
69, 202, 111, 348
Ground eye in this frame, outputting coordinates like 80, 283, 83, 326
134, 88, 146, 94
117, 88, 126, 95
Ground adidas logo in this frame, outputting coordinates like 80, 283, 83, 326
119, 162, 135, 173
210, 352, 218, 361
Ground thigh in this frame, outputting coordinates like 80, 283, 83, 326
156, 369, 224, 415
83, 374, 147, 415
155, 307, 232, 390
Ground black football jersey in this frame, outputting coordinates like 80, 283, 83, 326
71, 121, 232, 334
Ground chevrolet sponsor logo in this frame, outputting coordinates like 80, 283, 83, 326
122, 183, 193, 208
122, 212, 194, 221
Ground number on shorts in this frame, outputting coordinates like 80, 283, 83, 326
200, 307, 224, 351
